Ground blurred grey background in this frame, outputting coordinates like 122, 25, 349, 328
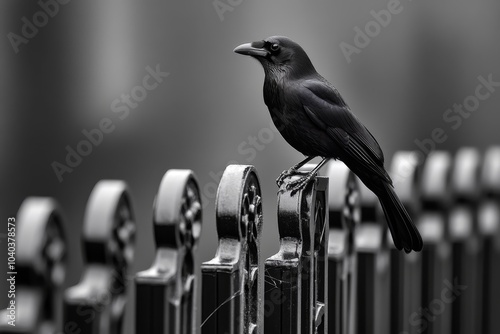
1, 0, 499, 332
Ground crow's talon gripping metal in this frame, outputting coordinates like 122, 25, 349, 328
285, 174, 315, 196
276, 169, 308, 187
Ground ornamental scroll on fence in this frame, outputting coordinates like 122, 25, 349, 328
1, 147, 500, 334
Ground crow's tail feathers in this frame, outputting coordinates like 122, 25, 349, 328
378, 182, 423, 253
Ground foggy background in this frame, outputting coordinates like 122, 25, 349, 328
1, 0, 499, 332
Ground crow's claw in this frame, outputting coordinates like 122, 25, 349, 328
285, 173, 315, 196
276, 171, 290, 187
276, 169, 308, 187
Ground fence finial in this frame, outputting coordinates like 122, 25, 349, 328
265, 166, 329, 333
135, 170, 202, 334
202, 165, 263, 334
0, 198, 66, 333
64, 180, 135, 334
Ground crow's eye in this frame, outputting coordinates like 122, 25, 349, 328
270, 43, 280, 52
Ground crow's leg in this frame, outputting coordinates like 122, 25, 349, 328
276, 156, 315, 187
286, 158, 329, 195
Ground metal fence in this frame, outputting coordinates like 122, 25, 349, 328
1, 147, 499, 334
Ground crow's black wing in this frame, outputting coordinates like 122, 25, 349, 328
296, 78, 391, 183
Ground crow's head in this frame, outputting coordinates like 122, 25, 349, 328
234, 36, 316, 78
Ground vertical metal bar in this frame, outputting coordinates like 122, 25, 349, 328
322, 162, 360, 334
449, 148, 482, 334
265, 169, 329, 334
64, 181, 135, 334
201, 165, 264, 334
479, 147, 500, 334
0, 198, 66, 334
389, 152, 423, 334
315, 186, 329, 334
135, 170, 202, 334
354, 181, 390, 334
263, 267, 282, 333
418, 152, 453, 334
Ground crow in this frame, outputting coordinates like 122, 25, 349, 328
234, 36, 423, 252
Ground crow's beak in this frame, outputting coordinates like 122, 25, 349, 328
233, 41, 268, 57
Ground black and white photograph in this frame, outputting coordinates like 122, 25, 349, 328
1, 1, 499, 333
